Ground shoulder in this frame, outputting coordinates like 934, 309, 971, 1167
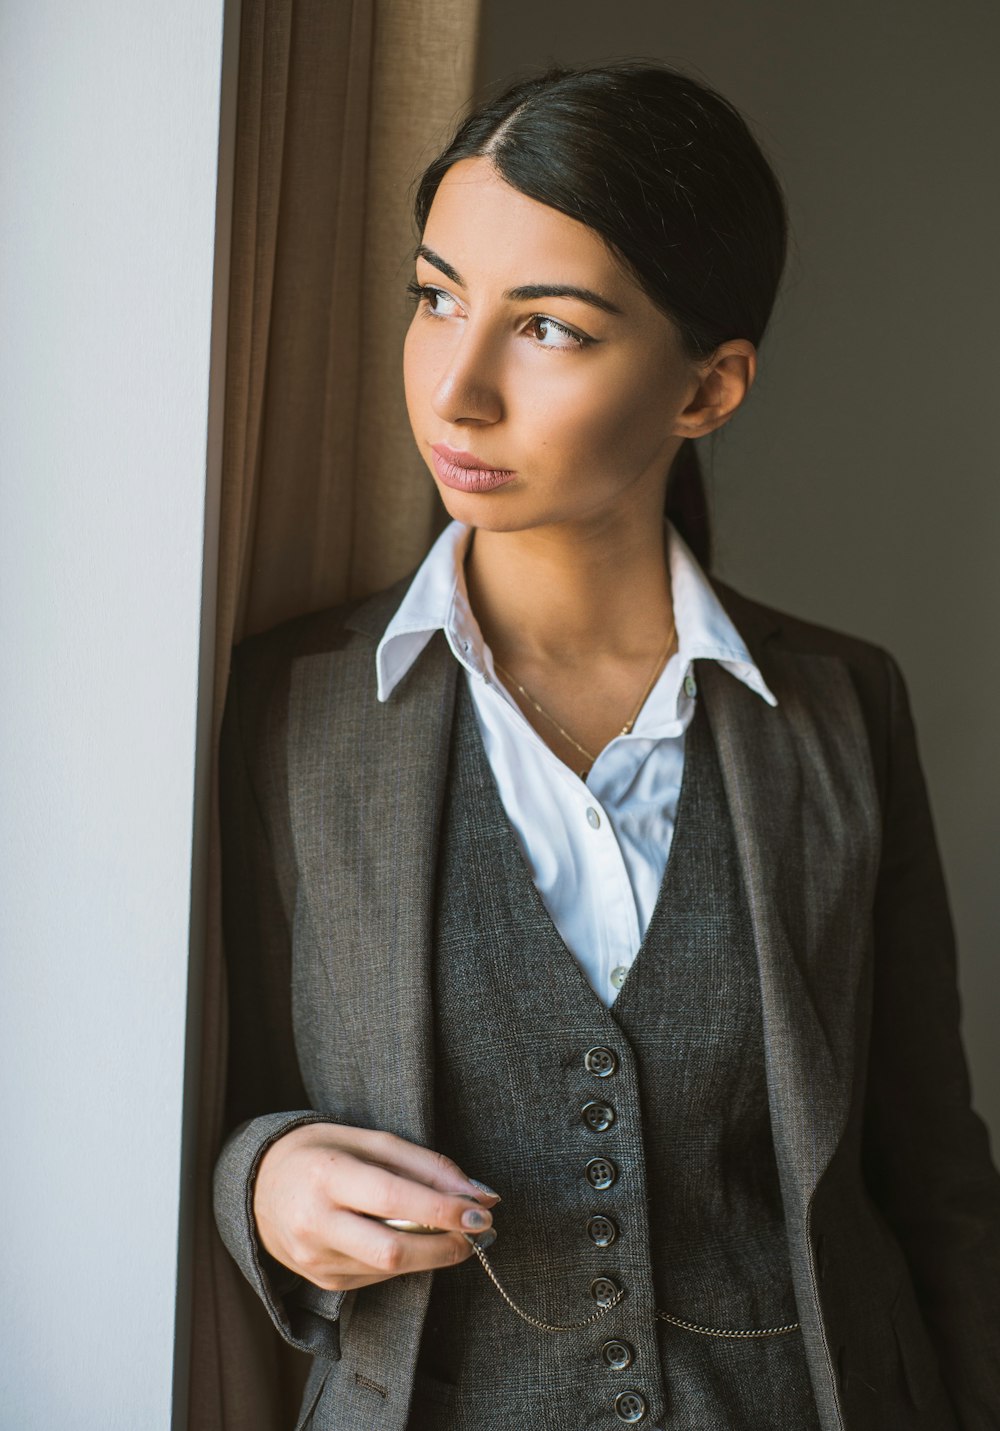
236, 571, 409, 666
711, 576, 908, 802
224, 571, 413, 767
231, 570, 412, 682
711, 575, 897, 687
711, 575, 888, 665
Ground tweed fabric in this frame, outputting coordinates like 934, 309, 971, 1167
408, 677, 819, 1429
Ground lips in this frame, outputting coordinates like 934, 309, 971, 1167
431, 443, 517, 493
431, 443, 514, 472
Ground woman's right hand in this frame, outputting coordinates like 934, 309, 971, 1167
253, 1122, 499, 1291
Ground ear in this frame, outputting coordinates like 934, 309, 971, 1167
672, 340, 757, 440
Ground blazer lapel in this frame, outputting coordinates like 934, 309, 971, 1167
286, 583, 457, 1149
700, 592, 881, 1223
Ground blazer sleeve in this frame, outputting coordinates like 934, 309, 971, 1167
211, 641, 350, 1359
862, 650, 1000, 1423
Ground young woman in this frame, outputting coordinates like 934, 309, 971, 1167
213, 61, 1000, 1431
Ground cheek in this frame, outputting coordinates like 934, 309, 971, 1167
403, 320, 464, 436
402, 322, 430, 412
523, 360, 670, 479
403, 322, 452, 447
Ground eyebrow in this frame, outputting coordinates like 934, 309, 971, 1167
415, 244, 624, 318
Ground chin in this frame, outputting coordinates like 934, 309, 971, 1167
430, 467, 610, 535
434, 481, 529, 532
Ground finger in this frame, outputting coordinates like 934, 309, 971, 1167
326, 1128, 500, 1204
317, 1209, 477, 1280
335, 1160, 495, 1235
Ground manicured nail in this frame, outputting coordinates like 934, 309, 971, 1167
469, 1178, 501, 1202
461, 1208, 490, 1231
463, 1228, 497, 1250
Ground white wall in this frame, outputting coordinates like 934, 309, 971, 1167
479, 0, 1000, 1141
0, 3, 232, 1426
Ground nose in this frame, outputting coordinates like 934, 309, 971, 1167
430, 321, 503, 427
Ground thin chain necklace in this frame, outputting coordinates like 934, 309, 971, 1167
492, 618, 677, 781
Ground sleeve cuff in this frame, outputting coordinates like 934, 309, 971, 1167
213, 1111, 347, 1357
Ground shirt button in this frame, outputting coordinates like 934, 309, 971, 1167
584, 1046, 618, 1078
610, 965, 628, 991
582, 1100, 616, 1132
602, 1339, 635, 1371
587, 1214, 618, 1247
585, 1157, 618, 1190
590, 1276, 621, 1309
614, 1390, 648, 1423
586, 806, 601, 829
684, 671, 698, 698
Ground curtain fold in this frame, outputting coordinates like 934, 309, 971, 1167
188, 2, 480, 1425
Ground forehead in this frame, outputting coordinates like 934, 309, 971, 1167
422, 156, 632, 297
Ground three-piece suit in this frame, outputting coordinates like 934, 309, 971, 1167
213, 570, 1000, 1429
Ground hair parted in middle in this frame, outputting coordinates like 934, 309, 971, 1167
412, 60, 790, 569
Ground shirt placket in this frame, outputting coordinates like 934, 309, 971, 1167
578, 789, 642, 1001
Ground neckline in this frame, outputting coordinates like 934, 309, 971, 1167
451, 671, 705, 1016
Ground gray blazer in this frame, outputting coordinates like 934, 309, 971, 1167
212, 572, 1000, 1431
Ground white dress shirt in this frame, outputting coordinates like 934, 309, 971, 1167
375, 519, 777, 1007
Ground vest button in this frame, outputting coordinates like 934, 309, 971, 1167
590, 1276, 621, 1309
585, 1157, 618, 1190
584, 1045, 617, 1077
601, 1339, 635, 1371
582, 1100, 616, 1132
614, 1390, 647, 1423
587, 1214, 618, 1247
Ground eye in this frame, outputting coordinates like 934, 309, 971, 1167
404, 279, 593, 351
405, 281, 461, 317
525, 314, 591, 351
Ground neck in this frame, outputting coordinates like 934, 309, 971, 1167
465, 507, 675, 667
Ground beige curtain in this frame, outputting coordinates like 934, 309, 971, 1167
188, 2, 481, 1426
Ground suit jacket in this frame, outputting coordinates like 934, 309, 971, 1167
212, 571, 1000, 1431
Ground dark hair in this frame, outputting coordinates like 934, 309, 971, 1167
413, 60, 789, 570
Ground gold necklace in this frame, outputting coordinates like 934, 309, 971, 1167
492, 619, 677, 781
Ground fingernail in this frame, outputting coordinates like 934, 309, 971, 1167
469, 1178, 501, 1202
464, 1228, 497, 1250
461, 1208, 490, 1231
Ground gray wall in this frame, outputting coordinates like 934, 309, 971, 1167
477, 3, 1000, 1136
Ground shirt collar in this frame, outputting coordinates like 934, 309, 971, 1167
375, 519, 778, 715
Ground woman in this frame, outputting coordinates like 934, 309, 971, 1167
213, 61, 1000, 1430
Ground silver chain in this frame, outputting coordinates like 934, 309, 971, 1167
468, 1238, 625, 1332
654, 1310, 800, 1339
468, 1240, 800, 1340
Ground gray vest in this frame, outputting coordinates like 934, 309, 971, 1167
408, 674, 821, 1430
